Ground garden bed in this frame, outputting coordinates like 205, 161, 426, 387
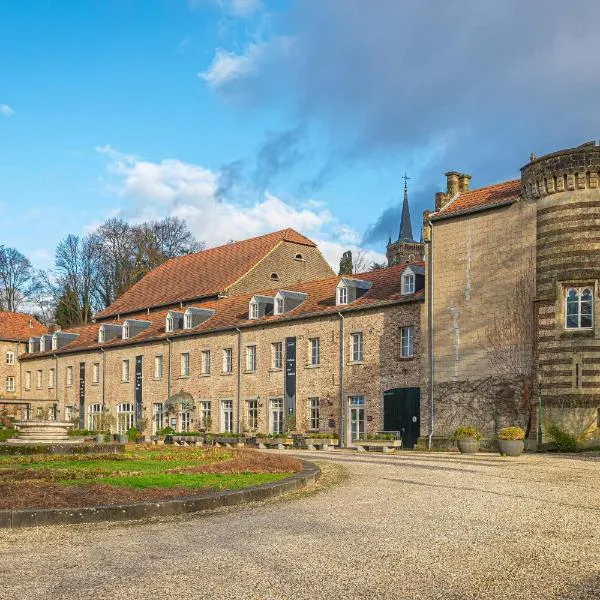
0, 446, 302, 510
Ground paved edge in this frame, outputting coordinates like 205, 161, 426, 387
0, 460, 321, 530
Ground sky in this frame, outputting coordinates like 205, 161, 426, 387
1, 0, 600, 271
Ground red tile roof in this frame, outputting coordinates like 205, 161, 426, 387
96, 228, 318, 320
0, 312, 47, 341
432, 179, 522, 219
24, 264, 422, 358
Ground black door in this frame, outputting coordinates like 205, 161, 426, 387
383, 387, 420, 448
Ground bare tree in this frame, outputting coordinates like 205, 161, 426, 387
0, 246, 39, 312
352, 249, 369, 274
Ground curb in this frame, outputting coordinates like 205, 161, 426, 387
0, 460, 320, 530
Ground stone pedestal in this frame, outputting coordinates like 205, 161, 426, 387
7, 420, 79, 444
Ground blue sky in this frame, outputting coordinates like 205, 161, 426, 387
2, 0, 600, 270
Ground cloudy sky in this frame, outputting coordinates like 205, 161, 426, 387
1, 0, 600, 270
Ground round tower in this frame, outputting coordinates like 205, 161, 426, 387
521, 141, 600, 443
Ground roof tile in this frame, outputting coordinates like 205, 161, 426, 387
0, 312, 47, 341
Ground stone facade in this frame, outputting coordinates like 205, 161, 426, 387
0, 340, 28, 416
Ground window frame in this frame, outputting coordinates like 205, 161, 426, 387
247, 399, 259, 430
24, 370, 31, 391
222, 348, 233, 373
274, 297, 284, 315
249, 301, 259, 320
6, 351, 15, 365
402, 273, 415, 295
351, 332, 364, 362
66, 366, 73, 387
400, 326, 414, 358
36, 370, 43, 389
122, 359, 130, 383
246, 345, 257, 372
222, 399, 234, 433
180, 352, 190, 377
154, 355, 163, 379
92, 362, 100, 384
200, 401, 212, 429
337, 286, 348, 306
6, 376, 15, 393
309, 397, 320, 430
309, 338, 320, 366
272, 342, 283, 369
565, 286, 594, 330
48, 367, 55, 389
201, 350, 211, 375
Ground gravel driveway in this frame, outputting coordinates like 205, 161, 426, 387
1, 451, 599, 600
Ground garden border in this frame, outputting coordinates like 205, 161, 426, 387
0, 460, 320, 530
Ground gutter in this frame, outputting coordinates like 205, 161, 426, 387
337, 312, 345, 448
166, 337, 172, 403
235, 327, 242, 433
427, 221, 435, 450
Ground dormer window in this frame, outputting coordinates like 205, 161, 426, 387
99, 328, 105, 343
249, 301, 259, 320
166, 315, 174, 332
123, 323, 130, 339
184, 313, 192, 329
275, 297, 284, 315
402, 273, 415, 295
273, 290, 307, 315
565, 287, 594, 329
122, 319, 150, 339
337, 286, 348, 305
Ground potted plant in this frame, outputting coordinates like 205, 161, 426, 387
498, 426, 525, 457
353, 433, 402, 452
453, 426, 481, 454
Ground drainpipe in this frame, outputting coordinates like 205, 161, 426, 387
53, 353, 58, 419
100, 347, 106, 409
235, 327, 242, 433
337, 312, 346, 448
166, 337, 172, 402
427, 221, 435, 449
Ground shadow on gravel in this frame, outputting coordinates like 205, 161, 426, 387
556, 573, 600, 600
383, 477, 600, 512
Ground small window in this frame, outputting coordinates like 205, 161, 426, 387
274, 297, 284, 315
48, 366, 55, 388
247, 399, 259, 430
98, 327, 105, 343
223, 348, 233, 373
66, 366, 73, 387
400, 327, 414, 358
155, 355, 163, 379
402, 273, 415, 295
249, 301, 259, 320
222, 400, 234, 433
351, 332, 363, 362
123, 323, 130, 339
246, 345, 257, 372
294, 253, 305, 261
51, 337, 58, 351
272, 342, 283, 369
200, 401, 212, 429
36, 370, 43, 388
166, 315, 174, 333
181, 352, 190, 377
565, 287, 594, 330
6, 376, 15, 393
309, 397, 319, 430
309, 338, 320, 365
184, 313, 193, 329
270, 272, 279, 281
25, 371, 31, 390
201, 350, 211, 375
92, 363, 100, 384
6, 351, 15, 365
122, 360, 130, 382
337, 286, 348, 306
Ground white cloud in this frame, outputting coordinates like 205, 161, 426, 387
188, 0, 262, 17
95, 146, 382, 270
199, 43, 264, 89
0, 104, 14, 117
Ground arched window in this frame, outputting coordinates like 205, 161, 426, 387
117, 402, 135, 434
294, 253, 305, 261
270, 272, 279, 281
565, 287, 594, 329
88, 403, 103, 431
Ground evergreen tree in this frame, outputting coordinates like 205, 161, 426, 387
338, 250, 353, 275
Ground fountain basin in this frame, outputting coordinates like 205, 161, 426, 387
6, 420, 79, 444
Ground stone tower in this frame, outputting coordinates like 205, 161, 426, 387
386, 175, 424, 266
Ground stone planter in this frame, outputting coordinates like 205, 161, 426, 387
116, 434, 128, 444
94, 433, 106, 444
498, 439, 524, 457
457, 439, 480, 454
215, 436, 245, 448
299, 438, 339, 451
353, 439, 402, 453
255, 437, 294, 450
7, 420, 78, 445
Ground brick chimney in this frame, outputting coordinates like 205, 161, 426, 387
458, 173, 471, 193
445, 171, 460, 196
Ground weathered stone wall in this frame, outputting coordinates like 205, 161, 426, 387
0, 340, 29, 417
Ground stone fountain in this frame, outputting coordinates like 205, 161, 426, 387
6, 420, 79, 444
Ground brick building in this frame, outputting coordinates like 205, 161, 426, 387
16, 229, 424, 447
422, 141, 600, 447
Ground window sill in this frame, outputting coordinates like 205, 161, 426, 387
153, 377, 163, 381
121, 380, 130, 384
305, 364, 321, 369
200, 373, 211, 377
244, 370, 257, 375
398, 356, 414, 361
221, 372, 233, 376
349, 360, 364, 366
269, 367, 283, 372
91, 382, 100, 386
179, 375, 190, 379
560, 329, 595, 338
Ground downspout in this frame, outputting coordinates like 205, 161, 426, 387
100, 347, 106, 409
166, 337, 172, 402
337, 312, 345, 448
53, 353, 59, 420
427, 221, 435, 449
235, 328, 242, 433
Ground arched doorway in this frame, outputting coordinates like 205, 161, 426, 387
383, 388, 420, 448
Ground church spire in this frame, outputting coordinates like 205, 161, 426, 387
399, 173, 414, 241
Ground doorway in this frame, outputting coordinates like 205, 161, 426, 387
383, 388, 420, 448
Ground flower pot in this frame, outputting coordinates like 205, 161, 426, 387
499, 439, 524, 457
94, 433, 105, 444
457, 439, 479, 454
116, 434, 128, 444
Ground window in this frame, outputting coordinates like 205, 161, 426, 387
309, 397, 319, 430
351, 332, 363, 362
565, 287, 594, 329
166, 315, 174, 333
25, 371, 31, 390
155, 355, 163, 379
98, 327, 105, 343
36, 370, 43, 389
222, 400, 234, 433
272, 342, 283, 369
294, 253, 304, 261
309, 338, 320, 365
270, 272, 279, 281
6, 376, 15, 392
117, 402, 134, 434
92, 363, 100, 384
6, 351, 14, 365
48, 368, 55, 388
249, 301, 259, 320
337, 286, 348, 305
66, 366, 73, 387
88, 403, 103, 431
152, 403, 163, 434
64, 406, 74, 423
270, 398, 284, 434
123, 323, 130, 339
200, 401, 211, 429
400, 327, 414, 358
275, 297, 284, 315
223, 348, 233, 373
184, 313, 192, 329
246, 345, 257, 372
52, 336, 58, 351
180, 352, 190, 377
179, 411, 192, 432
122, 359, 130, 382
402, 273, 415, 295
248, 399, 258, 430
201, 350, 211, 375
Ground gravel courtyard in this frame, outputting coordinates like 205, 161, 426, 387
0, 451, 599, 600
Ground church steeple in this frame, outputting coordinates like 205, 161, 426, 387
399, 173, 414, 241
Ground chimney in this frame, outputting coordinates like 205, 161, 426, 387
445, 171, 460, 196
435, 192, 446, 211
458, 173, 471, 193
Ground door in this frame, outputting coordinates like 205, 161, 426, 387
270, 398, 284, 434
349, 396, 365, 442
383, 388, 420, 448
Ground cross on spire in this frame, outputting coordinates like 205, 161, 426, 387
402, 172, 410, 190
399, 172, 414, 241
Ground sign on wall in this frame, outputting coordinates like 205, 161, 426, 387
78, 362, 85, 429
285, 337, 296, 417
135, 356, 143, 427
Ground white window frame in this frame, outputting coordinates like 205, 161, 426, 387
155, 355, 163, 379
309, 338, 320, 366
400, 327, 414, 358
309, 397, 319, 430
88, 403, 103, 431
179, 411, 192, 432
6, 351, 15, 365
181, 352, 190, 377
270, 398, 284, 434
166, 315, 174, 333
402, 272, 415, 295
565, 286, 594, 330
116, 402, 135, 434
122, 359, 130, 382
24, 371, 31, 391
222, 400, 234, 433
201, 350, 211, 375
200, 401, 211, 429
123, 323, 130, 339
246, 345, 257, 372
36, 370, 43, 389
249, 301, 259, 320
351, 332, 364, 362
152, 403, 164, 434
6, 376, 15, 393
337, 286, 348, 305
223, 348, 233, 373
64, 405, 74, 423
48, 368, 55, 389
184, 313, 193, 329
98, 327, 105, 343
66, 366, 73, 387
92, 362, 100, 384
272, 342, 283, 369
275, 297, 284, 315
247, 399, 258, 430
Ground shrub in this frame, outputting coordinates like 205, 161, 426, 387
126, 427, 140, 442
360, 433, 397, 441
156, 426, 175, 436
68, 429, 95, 437
0, 428, 16, 442
545, 422, 578, 452
304, 433, 338, 439
498, 426, 525, 441
453, 426, 481, 441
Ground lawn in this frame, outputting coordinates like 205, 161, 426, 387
0, 446, 302, 509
